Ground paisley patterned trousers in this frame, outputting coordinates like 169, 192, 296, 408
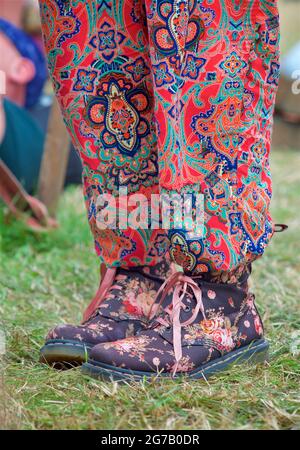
39, 0, 280, 275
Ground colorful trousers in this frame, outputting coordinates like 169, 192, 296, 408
39, 0, 280, 275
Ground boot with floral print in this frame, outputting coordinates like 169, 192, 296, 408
40, 260, 172, 368
82, 267, 268, 381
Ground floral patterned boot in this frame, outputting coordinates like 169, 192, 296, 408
40, 261, 172, 368
81, 267, 268, 381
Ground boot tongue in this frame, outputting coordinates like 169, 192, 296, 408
199, 263, 251, 292
96, 268, 162, 322
138, 259, 174, 282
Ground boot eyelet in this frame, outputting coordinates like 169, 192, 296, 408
184, 305, 191, 312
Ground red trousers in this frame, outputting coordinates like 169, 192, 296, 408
39, 0, 280, 275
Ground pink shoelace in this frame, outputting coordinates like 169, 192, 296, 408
83, 266, 206, 375
148, 272, 206, 375
82, 266, 117, 323
82, 263, 177, 323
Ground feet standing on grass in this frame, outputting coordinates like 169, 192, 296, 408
40, 262, 268, 380
82, 266, 269, 380
39, 261, 173, 368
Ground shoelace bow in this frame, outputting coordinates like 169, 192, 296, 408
148, 272, 206, 375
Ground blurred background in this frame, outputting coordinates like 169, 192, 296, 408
0, 0, 82, 228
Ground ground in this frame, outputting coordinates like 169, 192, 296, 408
0, 148, 299, 430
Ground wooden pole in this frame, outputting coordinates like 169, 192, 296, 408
37, 98, 70, 217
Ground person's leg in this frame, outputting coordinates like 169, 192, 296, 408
39, 0, 168, 269
145, 0, 279, 275
38, 0, 171, 366
84, 0, 280, 379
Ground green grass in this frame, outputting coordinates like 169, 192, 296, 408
0, 149, 300, 430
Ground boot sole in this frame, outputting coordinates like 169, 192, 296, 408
81, 338, 269, 382
39, 339, 93, 369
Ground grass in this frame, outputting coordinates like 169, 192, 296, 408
1, 0, 299, 431
0, 148, 300, 430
